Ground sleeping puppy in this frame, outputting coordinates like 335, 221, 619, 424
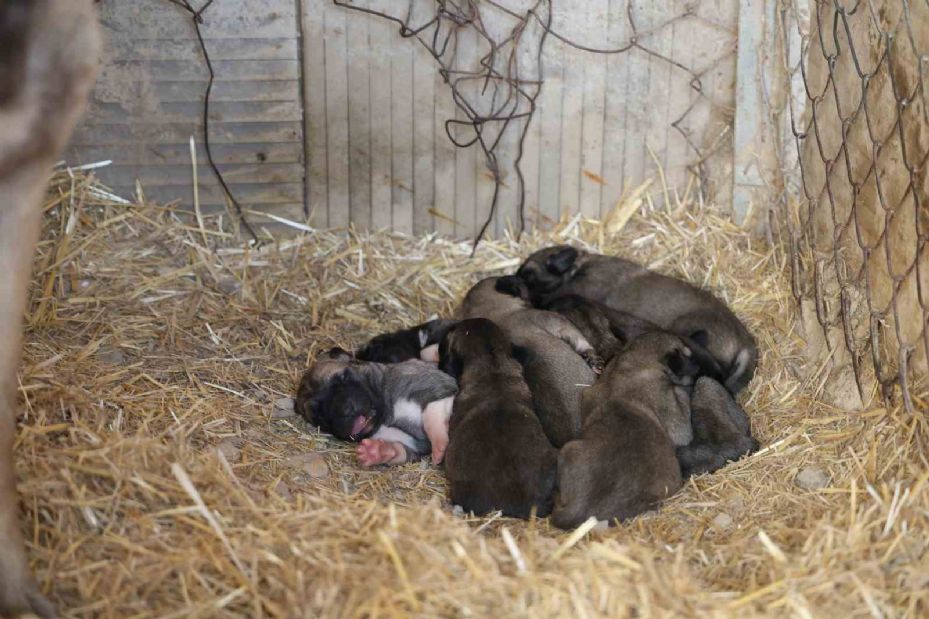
540, 294, 727, 381
438, 319, 557, 518
295, 353, 457, 466
551, 332, 701, 529
356, 318, 457, 363
677, 377, 760, 478
538, 295, 625, 360
456, 276, 601, 447
516, 245, 758, 394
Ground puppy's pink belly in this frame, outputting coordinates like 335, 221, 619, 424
423, 396, 455, 464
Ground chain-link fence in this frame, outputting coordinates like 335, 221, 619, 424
774, 0, 928, 412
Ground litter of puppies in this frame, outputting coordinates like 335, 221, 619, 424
16, 170, 929, 616
298, 242, 760, 527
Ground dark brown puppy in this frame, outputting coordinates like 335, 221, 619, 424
540, 294, 728, 382
438, 319, 557, 518
552, 332, 700, 529
516, 245, 758, 394
538, 295, 625, 360
456, 276, 601, 447
677, 377, 760, 478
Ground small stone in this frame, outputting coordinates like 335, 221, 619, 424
272, 397, 296, 419
795, 466, 830, 490
340, 478, 355, 495
452, 505, 465, 518
288, 452, 329, 479
274, 480, 294, 502
99, 348, 126, 365
216, 440, 241, 462
592, 520, 610, 532
712, 512, 733, 530
216, 276, 241, 295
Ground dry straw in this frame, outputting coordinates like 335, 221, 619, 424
13, 169, 928, 617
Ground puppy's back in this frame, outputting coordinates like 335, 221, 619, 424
442, 319, 558, 518
552, 404, 680, 529
446, 400, 557, 518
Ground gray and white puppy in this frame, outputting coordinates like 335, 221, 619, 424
552, 332, 700, 529
295, 348, 457, 466
516, 245, 758, 394
456, 276, 602, 447
677, 376, 760, 478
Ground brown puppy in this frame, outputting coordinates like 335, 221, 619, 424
438, 319, 557, 518
0, 1, 100, 616
516, 245, 758, 394
677, 377, 760, 478
538, 295, 625, 360
540, 294, 729, 383
551, 332, 700, 529
456, 276, 600, 447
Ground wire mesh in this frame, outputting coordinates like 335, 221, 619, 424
776, 0, 929, 411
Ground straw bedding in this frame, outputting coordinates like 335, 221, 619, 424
14, 170, 929, 617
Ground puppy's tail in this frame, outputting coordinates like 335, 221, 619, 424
725, 346, 757, 394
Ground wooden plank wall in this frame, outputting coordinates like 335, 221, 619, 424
68, 0, 305, 225
69, 1, 738, 238
304, 0, 738, 237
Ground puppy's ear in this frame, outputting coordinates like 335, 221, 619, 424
437, 333, 463, 380
294, 372, 314, 420
688, 330, 709, 348
681, 336, 726, 383
326, 346, 354, 362
510, 344, 531, 367
306, 383, 334, 430
663, 346, 699, 384
494, 275, 530, 301
545, 246, 578, 275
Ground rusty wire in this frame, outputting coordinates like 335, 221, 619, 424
333, 0, 735, 251
777, 0, 929, 411
166, 0, 261, 245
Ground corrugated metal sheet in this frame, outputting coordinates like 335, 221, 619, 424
67, 0, 305, 224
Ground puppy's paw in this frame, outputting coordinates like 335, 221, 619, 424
582, 351, 605, 375
431, 436, 449, 465
356, 439, 404, 467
